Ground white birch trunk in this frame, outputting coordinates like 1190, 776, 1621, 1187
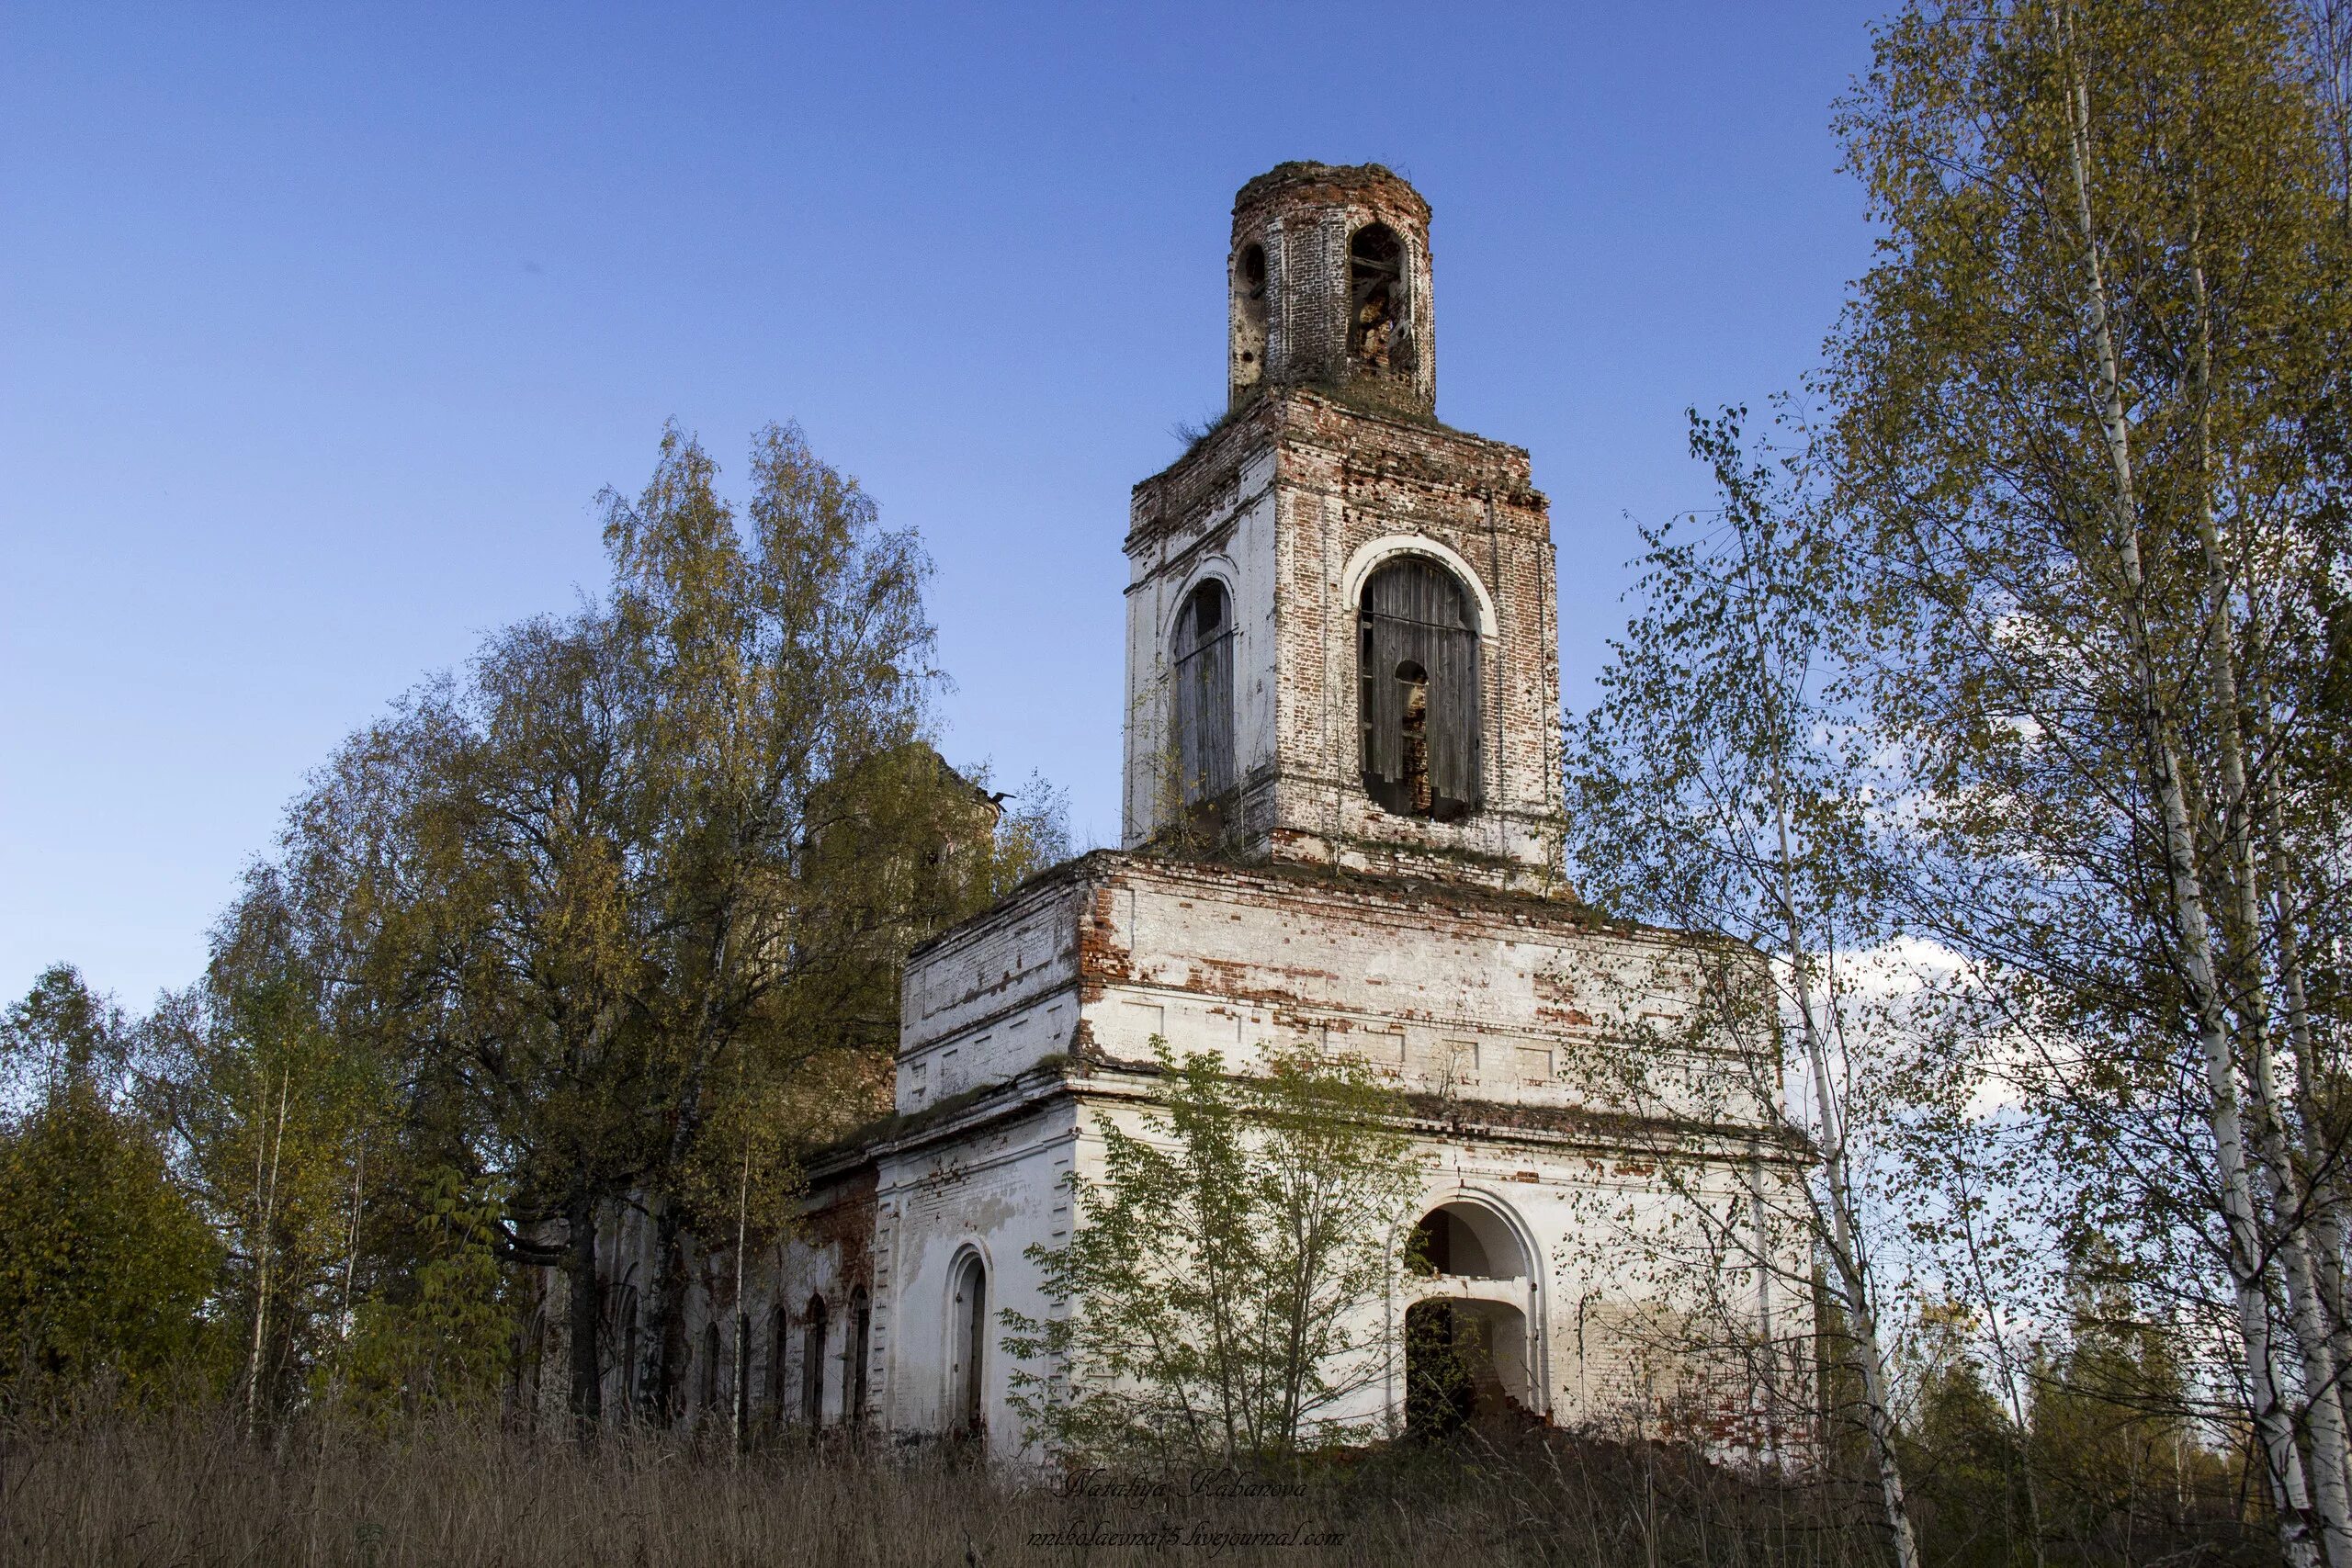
246, 1068, 290, 1434
1769, 771, 1921, 1568
2056, 22, 2330, 1558
2186, 248, 2352, 1529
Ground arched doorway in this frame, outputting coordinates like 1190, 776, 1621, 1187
1404, 1201, 1539, 1435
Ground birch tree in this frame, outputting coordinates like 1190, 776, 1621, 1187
1566, 409, 1923, 1568
1828, 4, 2352, 1559
595, 423, 939, 1421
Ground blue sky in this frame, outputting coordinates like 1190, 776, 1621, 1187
2, 2, 1883, 1010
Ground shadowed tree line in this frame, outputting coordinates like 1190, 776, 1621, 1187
0, 421, 1067, 1438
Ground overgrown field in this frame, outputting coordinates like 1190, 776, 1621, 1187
0, 1403, 2274, 1568
0, 1408, 1886, 1568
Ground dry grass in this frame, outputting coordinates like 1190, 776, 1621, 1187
1, 1404, 1893, 1568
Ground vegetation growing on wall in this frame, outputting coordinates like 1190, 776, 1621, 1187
1002, 1039, 1426, 1464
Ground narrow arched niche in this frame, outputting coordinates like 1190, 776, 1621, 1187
801, 1294, 829, 1426
766, 1303, 790, 1414
948, 1252, 988, 1438
846, 1285, 871, 1426
700, 1318, 721, 1410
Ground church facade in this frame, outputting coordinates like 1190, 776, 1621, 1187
644, 164, 1805, 1458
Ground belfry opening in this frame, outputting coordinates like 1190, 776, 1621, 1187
1349, 222, 1405, 375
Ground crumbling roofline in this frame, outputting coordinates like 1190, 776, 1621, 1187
1231, 161, 1430, 220
1127, 386, 1530, 514
903, 845, 1776, 971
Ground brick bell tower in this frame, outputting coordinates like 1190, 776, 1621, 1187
1122, 162, 1565, 894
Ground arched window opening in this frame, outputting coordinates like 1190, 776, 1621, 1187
801, 1295, 829, 1427
847, 1286, 872, 1427
1360, 558, 1478, 819
616, 1285, 640, 1410
949, 1254, 988, 1438
1171, 579, 1236, 807
1348, 224, 1404, 374
700, 1319, 721, 1411
1239, 242, 1268, 313
1233, 242, 1269, 385
767, 1303, 790, 1413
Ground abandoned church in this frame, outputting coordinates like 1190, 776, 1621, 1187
577, 163, 1804, 1456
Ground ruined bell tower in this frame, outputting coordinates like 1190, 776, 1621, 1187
1227, 161, 1437, 418
1124, 162, 1565, 894
751, 164, 1801, 1456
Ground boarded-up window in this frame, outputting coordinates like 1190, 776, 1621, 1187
1172, 579, 1236, 803
1361, 557, 1479, 819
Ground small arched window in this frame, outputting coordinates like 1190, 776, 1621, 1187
801, 1295, 829, 1427
847, 1285, 872, 1427
949, 1253, 988, 1438
700, 1318, 721, 1411
1348, 224, 1405, 374
1360, 557, 1479, 820
1239, 242, 1267, 311
767, 1303, 790, 1413
1171, 579, 1236, 805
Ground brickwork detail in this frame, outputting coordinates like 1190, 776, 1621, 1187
1126, 391, 1564, 892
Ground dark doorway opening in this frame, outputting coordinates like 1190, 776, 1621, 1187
1405, 1300, 1519, 1437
